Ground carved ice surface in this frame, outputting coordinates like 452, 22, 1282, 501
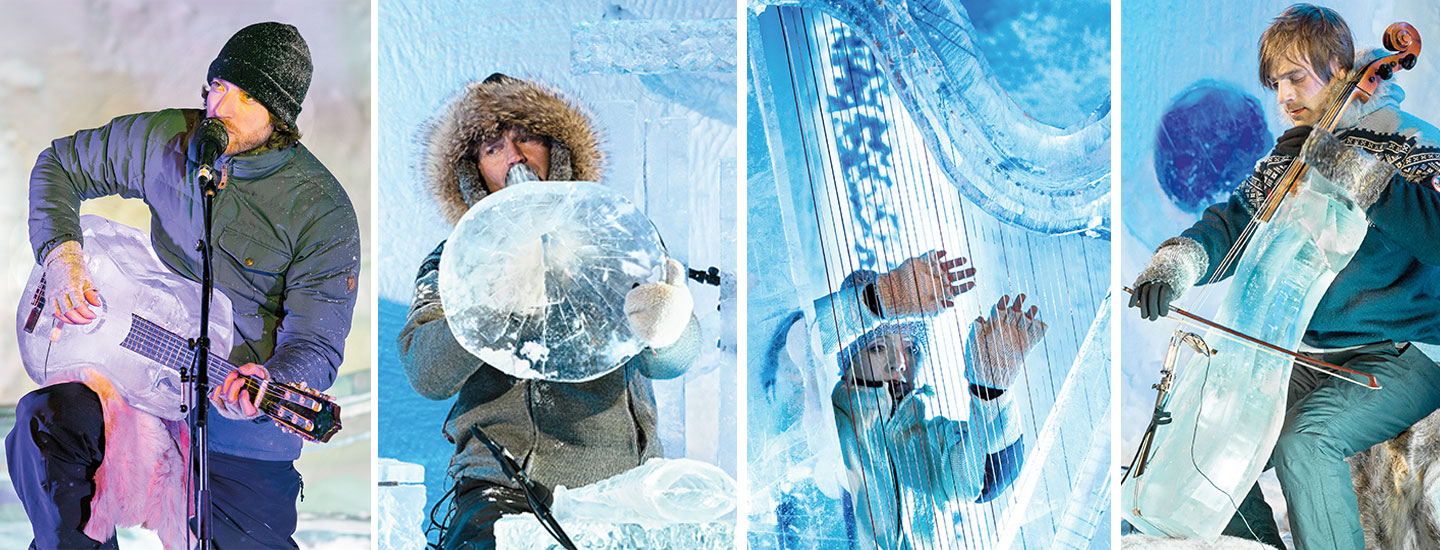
999, 297, 1113, 550
16, 215, 234, 421
1122, 179, 1367, 539
495, 458, 735, 549
552, 458, 736, 528
572, 20, 738, 74
495, 519, 733, 549
376, 459, 427, 550
440, 182, 666, 382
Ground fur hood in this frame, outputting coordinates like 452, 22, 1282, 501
421, 73, 605, 225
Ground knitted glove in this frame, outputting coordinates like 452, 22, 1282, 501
1129, 237, 1208, 321
874, 250, 975, 318
624, 258, 694, 348
1299, 128, 1399, 210
965, 294, 1047, 390
43, 241, 101, 324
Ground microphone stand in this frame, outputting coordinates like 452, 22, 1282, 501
188, 159, 223, 549
469, 425, 577, 550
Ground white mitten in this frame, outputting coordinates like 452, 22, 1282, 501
44, 240, 101, 324
624, 258, 694, 348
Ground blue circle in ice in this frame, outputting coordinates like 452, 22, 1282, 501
1154, 81, 1272, 212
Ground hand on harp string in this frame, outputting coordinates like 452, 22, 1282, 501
966, 294, 1048, 391
873, 250, 975, 318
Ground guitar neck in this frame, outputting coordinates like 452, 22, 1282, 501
119, 314, 238, 383
117, 313, 335, 440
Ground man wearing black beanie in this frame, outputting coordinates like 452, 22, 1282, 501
8, 21, 360, 549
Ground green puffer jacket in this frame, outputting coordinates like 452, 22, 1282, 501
398, 240, 700, 491
29, 108, 362, 461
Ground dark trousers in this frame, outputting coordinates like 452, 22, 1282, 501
1222, 343, 1440, 550
6, 382, 303, 549
441, 481, 536, 550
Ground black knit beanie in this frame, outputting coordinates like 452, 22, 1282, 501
207, 22, 312, 127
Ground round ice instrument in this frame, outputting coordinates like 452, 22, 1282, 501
439, 181, 666, 382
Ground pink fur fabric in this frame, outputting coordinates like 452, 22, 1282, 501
47, 369, 191, 549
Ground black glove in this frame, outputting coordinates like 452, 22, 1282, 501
1128, 280, 1173, 321
1272, 125, 1313, 157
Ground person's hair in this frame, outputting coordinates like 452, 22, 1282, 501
1258, 4, 1354, 90
199, 85, 303, 150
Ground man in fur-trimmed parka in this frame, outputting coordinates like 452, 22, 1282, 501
397, 73, 700, 549
1130, 5, 1440, 549
7, 22, 360, 549
817, 259, 1044, 549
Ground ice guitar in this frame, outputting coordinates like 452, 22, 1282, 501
16, 215, 341, 443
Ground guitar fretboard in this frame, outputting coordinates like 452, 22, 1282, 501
118, 314, 237, 383
117, 313, 328, 433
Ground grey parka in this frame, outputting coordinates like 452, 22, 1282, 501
398, 74, 700, 491
29, 108, 361, 461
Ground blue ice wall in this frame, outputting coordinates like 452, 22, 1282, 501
747, 3, 1109, 548
377, 1, 737, 544
1119, 0, 1440, 534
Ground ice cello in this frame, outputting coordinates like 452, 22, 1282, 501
750, 0, 1110, 236
1122, 181, 1367, 539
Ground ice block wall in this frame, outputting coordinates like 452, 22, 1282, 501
747, 1, 1110, 547
377, 2, 737, 546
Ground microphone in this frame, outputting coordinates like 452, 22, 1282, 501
505, 163, 540, 187
190, 118, 229, 191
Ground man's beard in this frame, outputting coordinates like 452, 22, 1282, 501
223, 125, 273, 155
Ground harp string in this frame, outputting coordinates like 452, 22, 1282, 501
770, 5, 1105, 547
794, 7, 1011, 547
776, 8, 889, 544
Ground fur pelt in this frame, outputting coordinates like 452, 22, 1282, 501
49, 369, 190, 549
1350, 407, 1440, 549
420, 73, 605, 225
1121, 534, 1274, 550
1313, 47, 1405, 132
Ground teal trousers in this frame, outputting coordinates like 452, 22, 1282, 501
1222, 342, 1440, 550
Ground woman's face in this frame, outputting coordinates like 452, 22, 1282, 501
852, 332, 917, 383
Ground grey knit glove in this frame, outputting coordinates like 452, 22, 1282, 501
1130, 237, 1208, 321
874, 250, 975, 317
1300, 128, 1398, 210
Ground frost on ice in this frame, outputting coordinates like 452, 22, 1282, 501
439, 181, 665, 382
751, 0, 1111, 238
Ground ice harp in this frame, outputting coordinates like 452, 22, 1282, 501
748, 1, 1110, 548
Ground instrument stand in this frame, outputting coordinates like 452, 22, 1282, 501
186, 162, 222, 549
